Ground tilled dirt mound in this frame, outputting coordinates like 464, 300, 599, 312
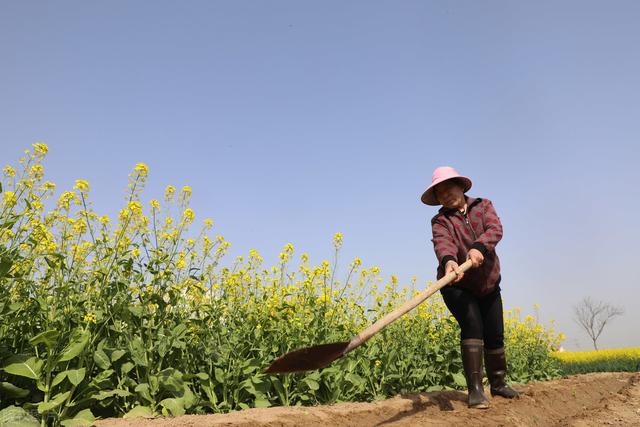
96, 372, 640, 426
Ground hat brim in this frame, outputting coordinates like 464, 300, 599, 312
421, 176, 472, 206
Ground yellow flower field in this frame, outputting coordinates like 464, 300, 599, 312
0, 144, 564, 425
553, 347, 640, 374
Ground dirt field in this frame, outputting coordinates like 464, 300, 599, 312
96, 372, 640, 426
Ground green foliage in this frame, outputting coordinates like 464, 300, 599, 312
0, 145, 563, 425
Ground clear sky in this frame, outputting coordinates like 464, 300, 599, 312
2, 1, 639, 350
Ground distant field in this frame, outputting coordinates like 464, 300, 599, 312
553, 347, 640, 374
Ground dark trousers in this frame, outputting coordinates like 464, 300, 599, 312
440, 285, 504, 350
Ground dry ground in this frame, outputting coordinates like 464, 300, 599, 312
96, 372, 640, 426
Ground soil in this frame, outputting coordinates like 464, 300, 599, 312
95, 372, 640, 426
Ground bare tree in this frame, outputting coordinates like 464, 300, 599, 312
573, 297, 624, 350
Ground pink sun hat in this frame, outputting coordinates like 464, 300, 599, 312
420, 166, 473, 206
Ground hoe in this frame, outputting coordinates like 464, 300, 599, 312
265, 259, 473, 373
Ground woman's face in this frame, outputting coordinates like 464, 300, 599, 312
435, 180, 465, 209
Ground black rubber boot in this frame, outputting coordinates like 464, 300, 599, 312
484, 347, 521, 398
461, 339, 490, 409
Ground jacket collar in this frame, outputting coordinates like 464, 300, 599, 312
438, 196, 482, 215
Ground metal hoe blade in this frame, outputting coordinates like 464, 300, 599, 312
264, 342, 350, 373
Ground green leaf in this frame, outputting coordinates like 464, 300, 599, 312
29, 330, 60, 349
134, 383, 154, 404
254, 397, 271, 408
91, 369, 114, 385
60, 409, 95, 427
0, 381, 30, 398
2, 355, 43, 380
44, 257, 58, 269
66, 368, 86, 386
304, 377, 320, 391
202, 385, 218, 405
51, 371, 68, 389
93, 349, 111, 370
0, 215, 19, 230
182, 385, 197, 409
158, 368, 184, 393
0, 257, 14, 279
58, 329, 90, 362
196, 372, 209, 380
172, 323, 187, 337
345, 372, 364, 387
123, 406, 154, 420
0, 405, 39, 427
92, 389, 131, 400
452, 372, 466, 387
120, 362, 135, 375
129, 337, 148, 367
160, 398, 185, 417
111, 349, 126, 362
214, 367, 225, 383
128, 306, 143, 318
270, 376, 285, 403
38, 391, 71, 413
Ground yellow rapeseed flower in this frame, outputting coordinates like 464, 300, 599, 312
203, 218, 214, 229
3, 166, 16, 177
333, 232, 343, 249
182, 208, 195, 223
73, 179, 90, 193
29, 164, 44, 179
249, 249, 263, 263
134, 163, 149, 177
33, 142, 49, 156
149, 199, 160, 210
72, 218, 87, 235
165, 185, 176, 201
181, 185, 192, 198
118, 208, 131, 222
57, 191, 76, 210
2, 191, 17, 208
42, 181, 56, 191
128, 201, 143, 216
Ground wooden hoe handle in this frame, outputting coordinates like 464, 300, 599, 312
343, 259, 473, 355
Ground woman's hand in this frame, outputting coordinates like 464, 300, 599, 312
467, 248, 484, 268
445, 260, 464, 283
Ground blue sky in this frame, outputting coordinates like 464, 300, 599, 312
2, 1, 639, 350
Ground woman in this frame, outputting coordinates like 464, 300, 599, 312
420, 166, 520, 409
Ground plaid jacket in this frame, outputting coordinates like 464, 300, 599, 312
430, 196, 503, 297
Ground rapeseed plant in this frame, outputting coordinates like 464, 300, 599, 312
0, 144, 564, 425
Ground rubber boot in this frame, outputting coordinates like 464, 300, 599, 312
461, 339, 490, 409
484, 347, 521, 398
